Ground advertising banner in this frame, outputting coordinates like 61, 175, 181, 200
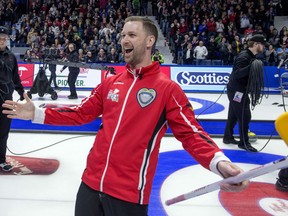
170, 66, 232, 92
19, 63, 282, 92
33, 64, 102, 89
18, 63, 34, 87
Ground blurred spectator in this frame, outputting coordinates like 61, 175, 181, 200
178, 34, 191, 64
102, 28, 113, 45
140, 0, 148, 16
193, 40, 208, 65
241, 34, 250, 49
172, 28, 182, 64
268, 28, 280, 48
132, 0, 140, 16
95, 48, 107, 63
151, 1, 158, 16
264, 5, 276, 30
58, 48, 66, 60
207, 17, 216, 36
17, 27, 28, 47
279, 28, 288, 45
206, 35, 218, 63
239, 12, 250, 34
279, 0, 288, 16
27, 28, 37, 46
30, 45, 42, 59
277, 42, 288, 63
218, 37, 229, 65
97, 38, 108, 53
107, 41, 119, 54
107, 47, 119, 64
189, 18, 199, 34
198, 31, 209, 46
267, 25, 277, 40
244, 24, 255, 38
231, 35, 243, 57
279, 26, 288, 39
179, 17, 188, 35
63, 38, 70, 53
78, 49, 86, 62
23, 49, 32, 62
198, 20, 207, 34
46, 27, 55, 47
85, 51, 95, 63
226, 44, 235, 65
216, 19, 225, 34
9, 25, 19, 47
265, 44, 278, 66
118, 52, 124, 63
191, 36, 199, 49
152, 49, 164, 64
160, 7, 169, 37
183, 42, 194, 65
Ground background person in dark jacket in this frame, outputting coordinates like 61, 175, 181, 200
60, 43, 79, 99
0, 26, 24, 171
183, 41, 194, 65
223, 34, 268, 152
46, 46, 60, 89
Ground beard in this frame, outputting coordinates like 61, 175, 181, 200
257, 45, 264, 54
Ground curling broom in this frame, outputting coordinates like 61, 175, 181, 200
165, 112, 288, 206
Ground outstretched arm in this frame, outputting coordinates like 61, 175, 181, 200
2, 93, 35, 120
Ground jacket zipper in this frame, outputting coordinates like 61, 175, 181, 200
100, 72, 138, 192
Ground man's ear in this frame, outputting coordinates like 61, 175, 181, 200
146, 35, 156, 49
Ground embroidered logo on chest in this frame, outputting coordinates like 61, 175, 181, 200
107, 89, 119, 102
137, 88, 156, 108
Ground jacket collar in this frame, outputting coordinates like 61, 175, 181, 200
125, 62, 160, 79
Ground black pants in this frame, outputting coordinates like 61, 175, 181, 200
0, 83, 13, 163
48, 64, 57, 87
68, 71, 79, 97
75, 182, 148, 216
224, 89, 251, 145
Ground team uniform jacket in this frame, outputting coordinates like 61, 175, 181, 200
34, 62, 229, 205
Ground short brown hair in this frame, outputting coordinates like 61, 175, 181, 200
124, 16, 158, 45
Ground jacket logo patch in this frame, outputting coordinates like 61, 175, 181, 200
107, 89, 119, 102
137, 88, 156, 108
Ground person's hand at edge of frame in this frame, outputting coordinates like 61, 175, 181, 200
2, 93, 35, 120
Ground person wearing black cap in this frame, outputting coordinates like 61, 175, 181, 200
0, 26, 25, 171
223, 34, 268, 152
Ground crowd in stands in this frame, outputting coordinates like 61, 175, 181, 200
154, 0, 288, 65
1, 0, 288, 66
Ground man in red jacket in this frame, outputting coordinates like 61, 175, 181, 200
2, 16, 249, 216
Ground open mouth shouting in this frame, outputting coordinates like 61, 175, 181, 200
124, 48, 133, 56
